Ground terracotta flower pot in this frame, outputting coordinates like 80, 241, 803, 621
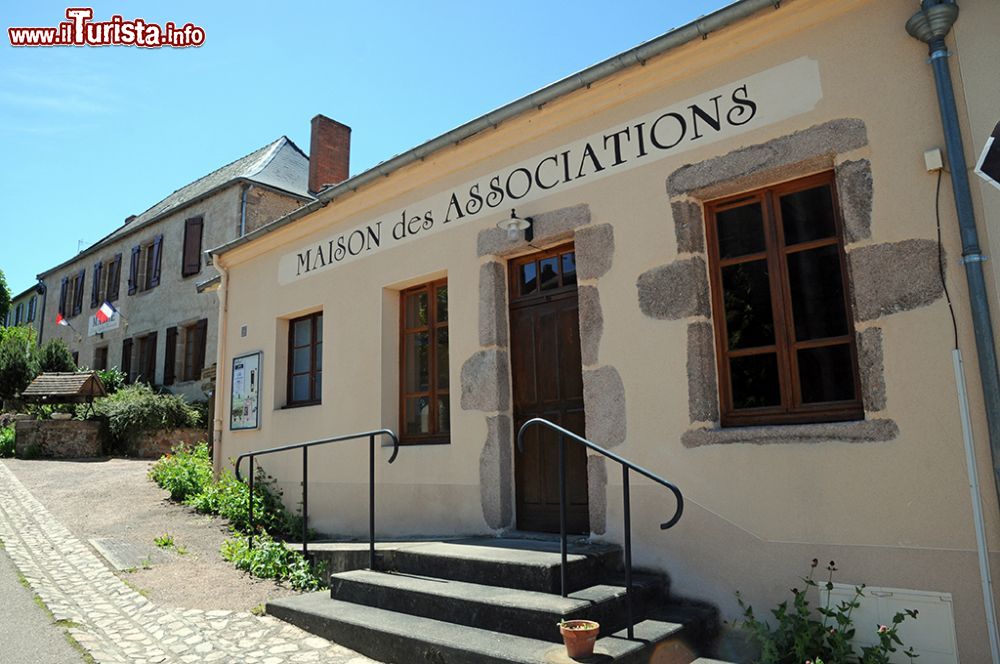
559, 619, 600, 659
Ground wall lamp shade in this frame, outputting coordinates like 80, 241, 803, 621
905, 3, 958, 44
498, 209, 533, 241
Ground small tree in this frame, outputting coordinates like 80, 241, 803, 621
0, 326, 37, 401
37, 338, 77, 373
0, 269, 10, 325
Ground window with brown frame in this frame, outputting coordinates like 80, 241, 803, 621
704, 172, 863, 426
400, 279, 449, 444
287, 312, 322, 406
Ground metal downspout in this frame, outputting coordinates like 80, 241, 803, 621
35, 281, 46, 346
908, 0, 1000, 503
212, 262, 229, 480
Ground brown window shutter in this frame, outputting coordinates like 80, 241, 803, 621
128, 246, 140, 295
58, 277, 68, 316
194, 318, 208, 377
163, 326, 177, 385
144, 331, 158, 385
91, 262, 102, 308
150, 235, 163, 288
110, 253, 122, 301
73, 269, 86, 316
182, 217, 204, 277
121, 338, 133, 383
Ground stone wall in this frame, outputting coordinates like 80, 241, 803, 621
14, 419, 102, 458
130, 427, 208, 459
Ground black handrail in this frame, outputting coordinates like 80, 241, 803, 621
516, 418, 683, 640
235, 428, 400, 569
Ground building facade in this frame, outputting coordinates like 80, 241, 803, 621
36, 134, 323, 399
210, 1, 1000, 660
4, 285, 41, 335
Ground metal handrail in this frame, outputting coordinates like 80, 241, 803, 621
516, 418, 683, 639
234, 428, 400, 569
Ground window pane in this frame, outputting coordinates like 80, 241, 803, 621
291, 374, 310, 402
780, 185, 836, 245
798, 344, 855, 404
436, 285, 448, 322
314, 342, 322, 370
521, 262, 537, 295
721, 260, 775, 349
561, 253, 577, 287
730, 353, 781, 409
314, 372, 322, 401
293, 318, 312, 347
436, 328, 449, 389
786, 245, 848, 341
539, 257, 560, 291
404, 291, 428, 328
716, 202, 765, 259
315, 314, 323, 340
404, 332, 430, 392
293, 347, 311, 373
405, 396, 431, 434
438, 394, 450, 433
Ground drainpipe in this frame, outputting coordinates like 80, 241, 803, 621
907, 2, 1000, 661
211, 261, 230, 480
35, 281, 47, 346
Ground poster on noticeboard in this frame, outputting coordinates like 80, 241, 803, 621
230, 352, 261, 430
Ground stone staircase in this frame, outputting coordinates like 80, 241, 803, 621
267, 537, 730, 664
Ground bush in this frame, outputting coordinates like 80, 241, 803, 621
737, 559, 918, 664
221, 531, 324, 591
84, 383, 202, 453
37, 338, 76, 373
148, 441, 213, 501
0, 326, 37, 401
0, 425, 14, 458
94, 367, 126, 395
185, 469, 303, 540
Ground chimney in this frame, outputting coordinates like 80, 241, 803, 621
124, 214, 137, 225
308, 115, 351, 194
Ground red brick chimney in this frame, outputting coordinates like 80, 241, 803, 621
309, 115, 351, 194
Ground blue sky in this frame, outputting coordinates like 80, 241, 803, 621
1, 0, 731, 296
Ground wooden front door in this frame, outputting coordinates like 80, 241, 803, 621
509, 244, 589, 534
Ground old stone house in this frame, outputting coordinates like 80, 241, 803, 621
36, 119, 349, 401
3, 284, 41, 336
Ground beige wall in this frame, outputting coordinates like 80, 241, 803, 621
5, 289, 41, 336
215, 1, 1000, 659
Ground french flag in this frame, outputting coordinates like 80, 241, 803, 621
95, 301, 116, 324
55, 312, 68, 326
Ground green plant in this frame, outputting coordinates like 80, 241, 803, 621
185, 468, 303, 539
94, 367, 126, 395
0, 424, 14, 458
85, 383, 202, 453
737, 559, 918, 664
220, 531, 324, 591
154, 534, 175, 549
0, 326, 37, 401
36, 338, 77, 373
148, 441, 213, 501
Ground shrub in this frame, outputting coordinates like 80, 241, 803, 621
185, 469, 303, 540
0, 425, 14, 458
148, 441, 213, 501
94, 367, 126, 395
37, 338, 77, 373
85, 383, 202, 452
0, 326, 37, 401
737, 559, 918, 664
221, 531, 324, 591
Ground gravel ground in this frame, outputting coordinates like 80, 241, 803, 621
3, 457, 299, 612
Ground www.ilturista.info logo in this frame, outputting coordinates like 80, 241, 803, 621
8, 8, 205, 48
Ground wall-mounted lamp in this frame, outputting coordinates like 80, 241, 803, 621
497, 209, 533, 242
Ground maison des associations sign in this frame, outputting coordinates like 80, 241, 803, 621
279, 57, 823, 284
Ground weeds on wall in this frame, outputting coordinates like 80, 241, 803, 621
736, 559, 918, 664
0, 424, 14, 458
84, 383, 201, 454
148, 442, 321, 590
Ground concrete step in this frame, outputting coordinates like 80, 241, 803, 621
268, 592, 699, 664
329, 569, 666, 642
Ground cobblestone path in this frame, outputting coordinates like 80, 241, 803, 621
0, 462, 377, 664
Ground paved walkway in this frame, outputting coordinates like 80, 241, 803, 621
0, 461, 376, 664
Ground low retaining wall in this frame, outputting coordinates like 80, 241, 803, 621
131, 428, 208, 459
14, 419, 103, 459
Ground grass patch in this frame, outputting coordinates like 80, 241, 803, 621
250, 603, 265, 616
154, 534, 175, 549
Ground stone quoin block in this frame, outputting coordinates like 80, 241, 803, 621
574, 224, 615, 280
681, 419, 898, 448
666, 118, 869, 198
588, 456, 607, 535
848, 239, 944, 321
578, 285, 603, 367
835, 158, 874, 244
672, 200, 705, 254
583, 366, 627, 448
478, 262, 508, 347
687, 321, 719, 423
637, 256, 710, 320
479, 414, 513, 529
857, 326, 887, 411
460, 349, 510, 412
477, 204, 591, 257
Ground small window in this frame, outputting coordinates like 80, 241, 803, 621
704, 172, 862, 426
93, 346, 109, 371
287, 312, 322, 406
400, 280, 449, 444
182, 319, 208, 382
27, 295, 36, 322
134, 332, 158, 385
129, 237, 162, 295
